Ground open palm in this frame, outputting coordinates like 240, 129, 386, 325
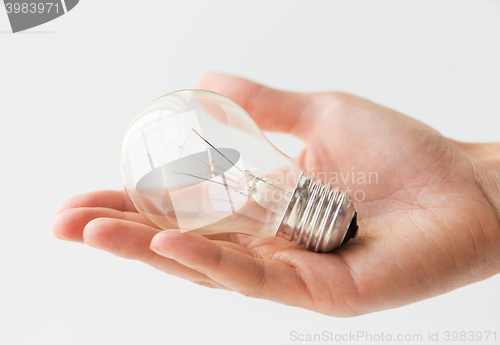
53, 73, 500, 316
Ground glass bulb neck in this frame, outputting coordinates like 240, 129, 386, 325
234, 170, 294, 215
276, 174, 359, 253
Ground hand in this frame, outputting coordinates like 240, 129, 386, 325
53, 73, 500, 316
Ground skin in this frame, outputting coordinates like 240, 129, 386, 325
53, 73, 500, 317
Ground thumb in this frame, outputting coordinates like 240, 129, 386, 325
198, 72, 318, 138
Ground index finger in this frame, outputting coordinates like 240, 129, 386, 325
57, 190, 137, 215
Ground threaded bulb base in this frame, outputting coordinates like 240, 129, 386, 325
276, 174, 358, 253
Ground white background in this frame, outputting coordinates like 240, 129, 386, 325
1, 1, 500, 344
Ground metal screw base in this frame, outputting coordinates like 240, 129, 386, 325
276, 174, 358, 253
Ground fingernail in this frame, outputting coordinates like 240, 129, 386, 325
150, 245, 173, 259
150, 232, 174, 259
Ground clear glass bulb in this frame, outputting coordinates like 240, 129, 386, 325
120, 90, 358, 252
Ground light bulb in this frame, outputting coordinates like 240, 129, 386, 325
120, 90, 358, 252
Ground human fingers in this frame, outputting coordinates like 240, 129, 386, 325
56, 190, 137, 215
53, 207, 160, 242
198, 72, 321, 139
83, 218, 225, 288
150, 231, 310, 306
